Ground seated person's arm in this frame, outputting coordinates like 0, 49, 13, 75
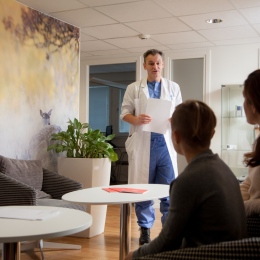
240, 175, 251, 201
131, 180, 189, 258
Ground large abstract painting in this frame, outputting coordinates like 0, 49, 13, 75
0, 0, 80, 171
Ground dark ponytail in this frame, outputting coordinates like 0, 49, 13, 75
243, 69, 260, 167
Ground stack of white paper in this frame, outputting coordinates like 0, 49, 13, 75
0, 207, 60, 221
142, 98, 172, 134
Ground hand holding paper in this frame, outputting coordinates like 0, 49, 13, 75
142, 98, 172, 134
137, 114, 151, 125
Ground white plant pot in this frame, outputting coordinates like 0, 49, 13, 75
58, 157, 111, 238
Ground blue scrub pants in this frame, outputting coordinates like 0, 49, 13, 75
135, 135, 175, 228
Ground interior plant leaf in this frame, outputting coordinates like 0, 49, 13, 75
47, 118, 118, 162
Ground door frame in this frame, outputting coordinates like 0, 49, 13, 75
80, 56, 143, 124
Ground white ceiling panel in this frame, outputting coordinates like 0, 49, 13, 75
152, 31, 207, 45
81, 24, 138, 39
95, 1, 172, 23
105, 37, 160, 49
80, 40, 118, 52
198, 25, 258, 41
126, 46, 170, 53
179, 10, 248, 30
167, 42, 215, 50
213, 37, 260, 45
16, 0, 88, 13
230, 0, 260, 8
253, 24, 260, 33
80, 52, 94, 57
15, 0, 260, 59
154, 0, 234, 16
125, 17, 191, 34
51, 8, 117, 27
80, 33, 97, 42
86, 49, 130, 56
240, 6, 260, 24
79, 0, 140, 7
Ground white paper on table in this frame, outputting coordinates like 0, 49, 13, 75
0, 207, 60, 221
142, 98, 172, 134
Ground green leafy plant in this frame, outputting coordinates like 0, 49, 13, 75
47, 118, 118, 162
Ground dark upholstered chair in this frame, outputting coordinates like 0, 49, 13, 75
0, 155, 86, 259
134, 216, 260, 260
134, 237, 260, 260
246, 215, 260, 237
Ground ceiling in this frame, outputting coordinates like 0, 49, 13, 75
16, 0, 260, 60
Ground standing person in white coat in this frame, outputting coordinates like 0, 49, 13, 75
120, 49, 182, 245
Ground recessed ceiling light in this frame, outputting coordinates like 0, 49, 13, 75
206, 19, 223, 24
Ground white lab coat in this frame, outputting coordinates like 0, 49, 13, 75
120, 78, 182, 184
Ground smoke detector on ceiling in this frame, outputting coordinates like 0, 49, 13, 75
138, 34, 151, 40
206, 18, 223, 24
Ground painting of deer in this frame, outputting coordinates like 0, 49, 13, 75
28, 109, 61, 172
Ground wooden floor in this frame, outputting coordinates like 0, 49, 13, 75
18, 205, 162, 260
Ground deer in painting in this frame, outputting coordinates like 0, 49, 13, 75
28, 109, 61, 172
40, 109, 52, 126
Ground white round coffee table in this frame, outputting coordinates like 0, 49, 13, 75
0, 206, 92, 260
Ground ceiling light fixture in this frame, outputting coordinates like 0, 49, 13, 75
206, 18, 223, 24
138, 34, 151, 40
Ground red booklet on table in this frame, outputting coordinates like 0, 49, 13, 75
102, 187, 148, 194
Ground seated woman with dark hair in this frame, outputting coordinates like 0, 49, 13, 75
240, 69, 260, 216
125, 100, 247, 260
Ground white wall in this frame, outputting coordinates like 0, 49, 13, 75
80, 43, 260, 161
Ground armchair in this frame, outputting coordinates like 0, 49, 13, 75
246, 215, 260, 237
134, 216, 260, 260
0, 155, 86, 258
134, 237, 260, 260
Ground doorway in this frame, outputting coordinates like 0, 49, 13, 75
89, 62, 136, 184
89, 62, 136, 137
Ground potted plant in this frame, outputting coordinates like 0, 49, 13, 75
48, 118, 118, 238
47, 118, 118, 161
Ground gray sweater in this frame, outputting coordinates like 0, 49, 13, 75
133, 149, 247, 258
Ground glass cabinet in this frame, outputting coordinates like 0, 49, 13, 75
221, 84, 255, 180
